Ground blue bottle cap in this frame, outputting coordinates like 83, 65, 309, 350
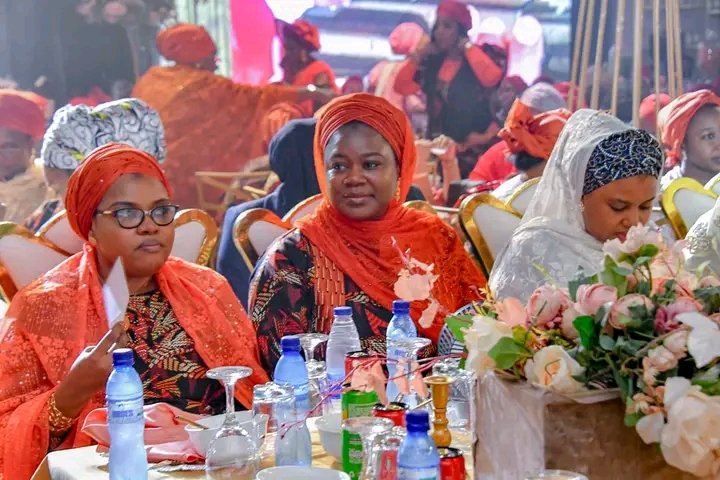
280, 335, 301, 352
406, 410, 430, 431
112, 348, 134, 367
334, 306, 352, 316
392, 300, 410, 314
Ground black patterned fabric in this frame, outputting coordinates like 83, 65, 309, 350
582, 129, 664, 195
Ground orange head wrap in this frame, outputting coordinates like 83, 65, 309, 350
437, 0, 472, 31
389, 22, 427, 56
278, 19, 321, 52
639, 93, 671, 123
313, 92, 416, 202
0, 89, 46, 140
259, 102, 305, 152
499, 99, 571, 161
65, 143, 171, 240
659, 89, 720, 166
156, 23, 216, 65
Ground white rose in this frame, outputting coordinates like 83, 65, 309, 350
663, 330, 689, 358
660, 377, 720, 477
647, 346, 678, 372
524, 345, 586, 394
463, 315, 513, 374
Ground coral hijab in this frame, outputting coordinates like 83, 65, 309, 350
659, 89, 720, 166
298, 93, 485, 341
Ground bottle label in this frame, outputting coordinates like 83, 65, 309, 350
378, 451, 398, 480
107, 396, 144, 425
398, 467, 438, 480
341, 429, 364, 480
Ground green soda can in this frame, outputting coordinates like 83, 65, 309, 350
341, 389, 379, 480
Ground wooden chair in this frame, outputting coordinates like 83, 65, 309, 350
0, 222, 70, 300
194, 171, 273, 218
505, 177, 540, 216
459, 193, 522, 277
661, 177, 717, 239
171, 209, 219, 266
233, 209, 291, 270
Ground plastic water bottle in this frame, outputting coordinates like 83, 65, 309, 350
325, 307, 361, 397
274, 335, 311, 414
386, 300, 417, 402
398, 411, 439, 480
106, 348, 147, 480
274, 404, 312, 467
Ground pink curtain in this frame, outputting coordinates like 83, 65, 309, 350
230, 0, 276, 85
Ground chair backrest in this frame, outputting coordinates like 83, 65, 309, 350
506, 177, 540, 215
283, 194, 323, 225
37, 211, 85, 255
194, 171, 273, 218
459, 193, 522, 276
233, 209, 291, 270
706, 172, 720, 197
0, 223, 70, 300
661, 177, 718, 239
403, 200, 438, 215
171, 209, 219, 265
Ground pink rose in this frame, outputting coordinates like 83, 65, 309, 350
575, 284, 618, 316
647, 345, 678, 372
609, 294, 654, 330
526, 286, 571, 328
560, 305, 580, 340
664, 330, 689, 358
495, 297, 529, 327
699, 276, 720, 288
655, 297, 702, 334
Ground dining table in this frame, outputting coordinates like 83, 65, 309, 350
32, 418, 474, 479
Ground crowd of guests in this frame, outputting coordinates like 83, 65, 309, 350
1, 0, 720, 477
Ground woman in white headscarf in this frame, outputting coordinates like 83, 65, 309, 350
489, 109, 665, 302
24, 98, 165, 232
685, 197, 720, 275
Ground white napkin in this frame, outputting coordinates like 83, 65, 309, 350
102, 258, 129, 328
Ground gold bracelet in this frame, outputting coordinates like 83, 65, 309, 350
48, 393, 77, 435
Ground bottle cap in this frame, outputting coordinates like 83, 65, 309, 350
334, 306, 352, 316
280, 335, 301, 352
392, 300, 410, 314
112, 348, 134, 367
405, 410, 430, 432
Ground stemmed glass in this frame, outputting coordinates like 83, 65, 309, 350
392, 337, 432, 408
342, 416, 395, 480
297, 333, 329, 415
205, 366, 257, 480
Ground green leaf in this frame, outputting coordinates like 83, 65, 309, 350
637, 244, 660, 258
445, 315, 474, 344
633, 256, 653, 268
511, 325, 531, 346
573, 315, 597, 350
599, 335, 615, 351
612, 264, 634, 277
624, 412, 642, 427
488, 337, 532, 370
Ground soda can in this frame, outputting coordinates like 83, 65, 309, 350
342, 390, 380, 480
372, 402, 408, 427
344, 350, 372, 380
438, 447, 465, 480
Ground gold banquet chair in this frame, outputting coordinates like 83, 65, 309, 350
459, 193, 522, 277
661, 178, 718, 239
505, 177, 540, 216
0, 223, 70, 301
37, 210, 85, 255
171, 209, 218, 266
233, 209, 291, 270
283, 194, 324, 225
403, 200, 438, 215
705, 173, 720, 197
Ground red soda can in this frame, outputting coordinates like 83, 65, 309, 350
438, 447, 465, 480
372, 402, 408, 427
344, 350, 371, 379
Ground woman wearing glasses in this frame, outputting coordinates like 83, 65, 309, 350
0, 143, 268, 479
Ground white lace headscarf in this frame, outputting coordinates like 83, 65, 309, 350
489, 109, 663, 301
41, 98, 166, 170
685, 197, 720, 275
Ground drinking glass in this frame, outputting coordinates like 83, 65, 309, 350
342, 416, 394, 480
373, 427, 406, 479
205, 366, 257, 480
432, 357, 476, 452
525, 470, 589, 480
393, 337, 432, 407
251, 382, 295, 458
297, 333, 329, 415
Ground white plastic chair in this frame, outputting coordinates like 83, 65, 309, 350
661, 178, 718, 239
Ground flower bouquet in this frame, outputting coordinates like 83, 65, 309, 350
456, 225, 720, 479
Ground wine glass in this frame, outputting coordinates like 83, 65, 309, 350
297, 333, 329, 415
392, 337, 432, 408
205, 366, 257, 480
342, 416, 395, 480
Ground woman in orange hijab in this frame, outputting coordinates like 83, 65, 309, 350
659, 89, 720, 189
0, 144, 268, 479
249, 93, 485, 372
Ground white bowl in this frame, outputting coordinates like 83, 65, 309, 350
315, 411, 342, 462
185, 412, 267, 457
256, 466, 350, 480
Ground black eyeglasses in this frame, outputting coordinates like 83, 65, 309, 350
95, 205, 179, 229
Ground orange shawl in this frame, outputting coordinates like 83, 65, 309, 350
132, 66, 301, 208
297, 93, 485, 342
658, 89, 720, 167
0, 244, 268, 479
499, 99, 572, 161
